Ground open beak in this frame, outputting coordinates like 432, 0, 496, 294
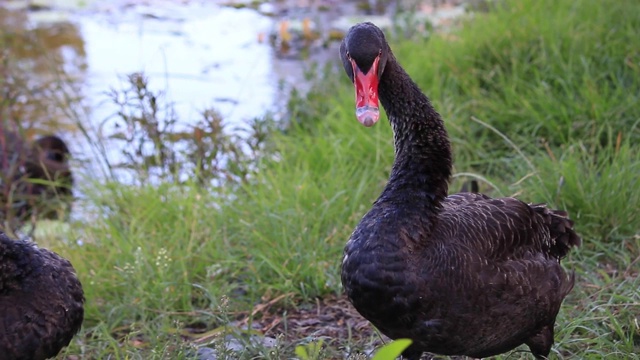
350, 55, 380, 127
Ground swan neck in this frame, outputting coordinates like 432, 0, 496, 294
377, 57, 452, 207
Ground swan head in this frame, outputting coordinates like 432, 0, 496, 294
26, 135, 73, 188
33, 135, 70, 163
340, 22, 389, 127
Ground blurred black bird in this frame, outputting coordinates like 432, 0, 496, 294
0, 129, 73, 234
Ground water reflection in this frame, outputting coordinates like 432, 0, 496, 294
80, 2, 275, 133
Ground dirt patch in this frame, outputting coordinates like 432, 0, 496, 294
226, 293, 464, 359
256, 294, 378, 342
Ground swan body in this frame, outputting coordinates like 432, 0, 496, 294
0, 232, 84, 359
339, 22, 580, 359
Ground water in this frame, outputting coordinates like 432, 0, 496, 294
2, 0, 467, 179
2, 0, 353, 177
79, 2, 277, 132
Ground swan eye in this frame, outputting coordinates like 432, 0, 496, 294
46, 150, 65, 163
346, 51, 351, 59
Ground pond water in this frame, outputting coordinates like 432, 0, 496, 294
80, 3, 276, 130
1, 0, 467, 181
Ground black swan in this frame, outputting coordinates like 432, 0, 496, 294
339, 23, 581, 359
0, 130, 73, 232
0, 232, 84, 359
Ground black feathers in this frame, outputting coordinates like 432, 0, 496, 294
0, 233, 84, 360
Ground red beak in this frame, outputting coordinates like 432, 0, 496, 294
350, 55, 380, 127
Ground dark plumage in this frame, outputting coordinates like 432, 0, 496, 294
339, 22, 580, 359
0, 129, 73, 233
0, 232, 84, 359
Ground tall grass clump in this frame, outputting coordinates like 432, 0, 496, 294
519, 140, 639, 244
395, 0, 640, 160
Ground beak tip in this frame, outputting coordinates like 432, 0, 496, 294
361, 117, 377, 127
356, 106, 380, 127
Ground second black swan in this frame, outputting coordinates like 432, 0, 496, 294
339, 22, 580, 359
0, 232, 84, 359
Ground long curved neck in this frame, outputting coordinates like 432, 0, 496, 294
376, 53, 452, 209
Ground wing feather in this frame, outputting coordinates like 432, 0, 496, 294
439, 195, 580, 260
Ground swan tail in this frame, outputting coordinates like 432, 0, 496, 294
531, 204, 582, 259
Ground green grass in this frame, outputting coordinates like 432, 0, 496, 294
30, 0, 640, 358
